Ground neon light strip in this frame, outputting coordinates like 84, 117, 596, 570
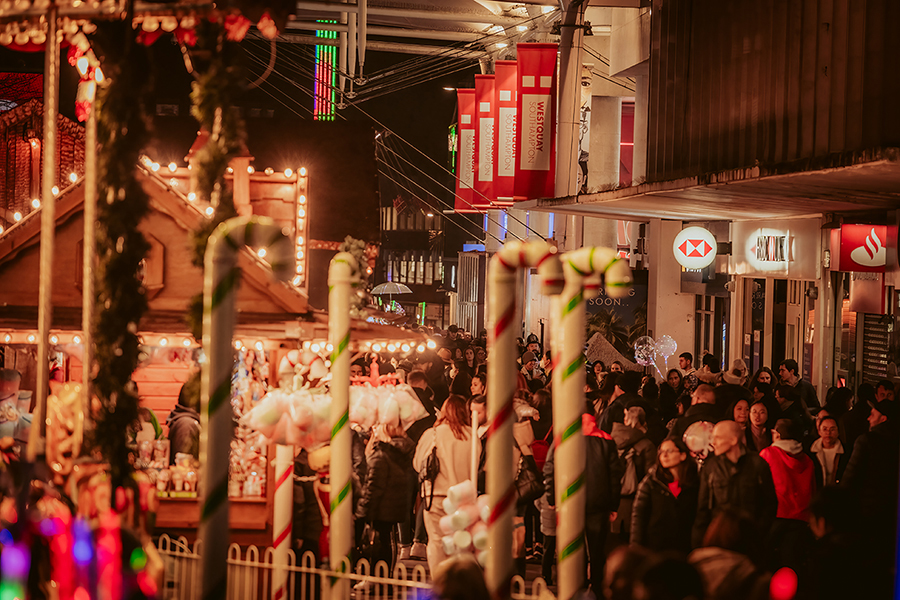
315, 22, 338, 121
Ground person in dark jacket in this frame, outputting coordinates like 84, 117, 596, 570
166, 372, 201, 464
356, 422, 417, 576
544, 411, 623, 593
405, 371, 437, 444
774, 384, 814, 439
631, 437, 699, 555
809, 416, 849, 487
670, 384, 721, 441
807, 486, 866, 600
692, 421, 778, 552
598, 371, 643, 434
840, 399, 900, 595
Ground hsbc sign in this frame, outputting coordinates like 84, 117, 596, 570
673, 226, 718, 269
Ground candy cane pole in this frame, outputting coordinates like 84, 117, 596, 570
487, 240, 563, 600
272, 443, 294, 600
200, 217, 293, 599
552, 247, 632, 600
328, 252, 357, 598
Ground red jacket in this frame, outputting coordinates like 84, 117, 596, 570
760, 442, 815, 521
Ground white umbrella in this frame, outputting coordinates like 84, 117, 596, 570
371, 282, 412, 311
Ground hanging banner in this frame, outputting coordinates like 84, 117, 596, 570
473, 75, 496, 209
515, 43, 558, 201
455, 88, 478, 213
493, 61, 517, 205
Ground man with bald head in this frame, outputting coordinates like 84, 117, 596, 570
692, 420, 778, 549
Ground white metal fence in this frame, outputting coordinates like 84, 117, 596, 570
156, 535, 552, 600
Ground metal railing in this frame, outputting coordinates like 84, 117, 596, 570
156, 535, 550, 600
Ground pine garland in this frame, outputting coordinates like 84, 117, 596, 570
187, 19, 247, 340
90, 21, 153, 489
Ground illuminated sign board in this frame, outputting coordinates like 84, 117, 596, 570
673, 226, 718, 269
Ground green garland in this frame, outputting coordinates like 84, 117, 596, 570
187, 20, 247, 340
90, 21, 153, 489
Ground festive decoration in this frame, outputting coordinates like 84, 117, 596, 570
553, 246, 632, 599
633, 335, 677, 377
90, 20, 153, 491
438, 480, 491, 565
487, 240, 563, 598
338, 236, 372, 320
655, 334, 678, 368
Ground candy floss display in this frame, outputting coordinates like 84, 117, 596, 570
437, 480, 492, 564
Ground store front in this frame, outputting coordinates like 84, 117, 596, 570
728, 218, 823, 388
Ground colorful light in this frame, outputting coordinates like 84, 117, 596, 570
770, 567, 798, 600
314, 23, 338, 121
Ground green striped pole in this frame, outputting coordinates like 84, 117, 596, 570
552, 247, 631, 600
486, 240, 563, 600
327, 252, 357, 599
200, 216, 293, 599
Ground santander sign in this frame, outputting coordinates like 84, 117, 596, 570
673, 226, 718, 269
840, 224, 887, 272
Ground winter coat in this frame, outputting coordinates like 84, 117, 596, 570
631, 466, 698, 554
166, 405, 200, 463
413, 423, 476, 502
544, 414, 623, 532
809, 438, 850, 487
671, 403, 721, 441
597, 393, 635, 434
405, 387, 437, 445
293, 450, 324, 542
841, 419, 900, 524
610, 422, 656, 496
357, 436, 417, 523
793, 377, 820, 410
777, 400, 814, 439
760, 440, 816, 521
535, 492, 556, 537
688, 547, 770, 600
692, 449, 777, 548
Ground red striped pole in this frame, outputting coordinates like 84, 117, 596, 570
272, 443, 294, 600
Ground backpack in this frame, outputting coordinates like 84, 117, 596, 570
419, 430, 441, 510
531, 428, 552, 473
619, 443, 645, 497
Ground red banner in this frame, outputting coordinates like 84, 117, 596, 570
515, 43, 558, 201
454, 89, 478, 213
473, 75, 496, 209
493, 61, 517, 205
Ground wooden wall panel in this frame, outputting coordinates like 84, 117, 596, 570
646, 0, 900, 182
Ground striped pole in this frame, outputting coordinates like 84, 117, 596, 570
328, 252, 357, 599
552, 247, 631, 599
486, 240, 563, 600
200, 217, 293, 599
272, 443, 294, 600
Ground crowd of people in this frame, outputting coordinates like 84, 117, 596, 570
290, 323, 900, 600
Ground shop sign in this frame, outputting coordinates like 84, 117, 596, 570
849, 271, 886, 314
729, 218, 820, 280
673, 226, 717, 269
839, 224, 887, 273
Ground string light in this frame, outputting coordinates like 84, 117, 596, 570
417, 345, 425, 353
27, 334, 35, 343
387, 344, 396, 352
73, 335, 81, 344
372, 343, 382, 352
3, 334, 11, 343
150, 163, 160, 172
299, 195, 306, 204
303, 341, 311, 349
284, 168, 293, 177
326, 343, 334, 352
257, 248, 267, 258
264, 168, 274, 175
299, 167, 307, 176
31, 198, 40, 209
255, 341, 264, 351
13, 212, 22, 222
159, 337, 168, 347
402, 344, 410, 352
205, 206, 214, 216
168, 162, 177, 172
187, 192, 196, 201
183, 338, 192, 347
50, 335, 58, 344
292, 275, 301, 286
234, 339, 243, 350
51, 186, 59, 196
310, 343, 320, 353
226, 167, 233, 174
69, 172, 77, 183
247, 166, 255, 174
427, 340, 437, 349
95, 68, 104, 83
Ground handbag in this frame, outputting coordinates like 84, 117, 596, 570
419, 429, 441, 510
360, 522, 382, 559
515, 454, 543, 506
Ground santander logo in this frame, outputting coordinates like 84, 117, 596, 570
850, 227, 886, 267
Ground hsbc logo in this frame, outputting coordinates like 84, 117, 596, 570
673, 227, 718, 269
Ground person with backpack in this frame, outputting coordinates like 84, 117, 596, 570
610, 405, 657, 542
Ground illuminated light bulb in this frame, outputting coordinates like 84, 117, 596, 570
73, 335, 81, 344
151, 162, 160, 172
140, 155, 152, 167
366, 267, 373, 275
169, 178, 178, 187
426, 212, 434, 217
187, 164, 192, 170
95, 68, 104, 83
264, 168, 274, 175
297, 208, 306, 218
168, 162, 177, 173
303, 341, 311, 349
247, 166, 255, 174
297, 236, 304, 244
427, 340, 437, 349
402, 344, 410, 352
284, 168, 293, 177
183, 338, 192, 347
31, 198, 40, 209
29, 139, 38, 148
0, 226, 4, 235
387, 344, 396, 352
292, 275, 302, 286
297, 264, 304, 272
50, 335, 59, 344
76, 56, 89, 76
257, 248, 267, 259
372, 343, 382, 352
496, 42, 508, 48
325, 360, 332, 368
299, 167, 307, 176
296, 250, 304, 259
517, 25, 528, 32
234, 339, 243, 350
299, 195, 306, 204
51, 186, 59, 196
310, 343, 320, 353
27, 334, 36, 343
159, 337, 168, 347
14, 212, 22, 221
226, 166, 233, 174
3, 334, 11, 343
255, 341, 264, 351
326, 343, 334, 352
417, 345, 425, 353
187, 192, 196, 201
205, 206, 215, 216
69, 172, 78, 183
